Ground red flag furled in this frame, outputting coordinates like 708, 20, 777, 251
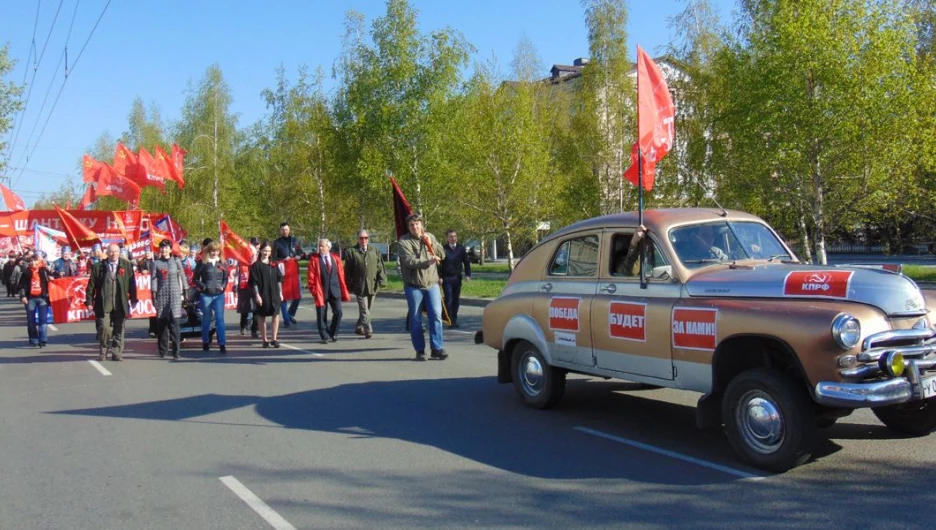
77, 184, 96, 210
390, 176, 413, 240
0, 183, 27, 211
96, 162, 143, 204
82, 155, 105, 183
54, 204, 103, 252
154, 145, 183, 188
137, 147, 167, 191
171, 143, 186, 189
623, 45, 675, 192
219, 219, 254, 264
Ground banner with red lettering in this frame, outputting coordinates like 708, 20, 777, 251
48, 273, 157, 324
280, 258, 301, 301
0, 210, 146, 240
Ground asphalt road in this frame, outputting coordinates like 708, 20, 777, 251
0, 295, 933, 529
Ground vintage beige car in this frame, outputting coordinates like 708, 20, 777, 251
476, 208, 936, 472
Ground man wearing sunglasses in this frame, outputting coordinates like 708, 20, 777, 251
343, 229, 386, 339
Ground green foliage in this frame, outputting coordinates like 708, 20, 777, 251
0, 43, 25, 177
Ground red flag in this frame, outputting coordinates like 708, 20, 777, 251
0, 183, 26, 211
82, 155, 106, 183
97, 162, 143, 204
54, 205, 102, 251
220, 219, 254, 264
390, 176, 413, 240
171, 142, 186, 189
113, 142, 145, 185
137, 147, 167, 191
624, 46, 675, 192
78, 184, 96, 210
154, 145, 183, 188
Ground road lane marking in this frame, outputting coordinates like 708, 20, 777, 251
574, 426, 765, 481
88, 360, 112, 376
219, 475, 297, 530
48, 324, 59, 332
279, 343, 324, 357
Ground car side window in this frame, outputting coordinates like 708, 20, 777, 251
610, 233, 667, 278
549, 235, 599, 277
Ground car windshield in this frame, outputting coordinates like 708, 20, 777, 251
669, 221, 790, 269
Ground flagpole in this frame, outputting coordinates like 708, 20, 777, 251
636, 45, 646, 290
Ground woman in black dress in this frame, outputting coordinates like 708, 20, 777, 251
249, 241, 283, 348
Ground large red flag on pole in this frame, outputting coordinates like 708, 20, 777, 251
113, 142, 145, 185
623, 46, 675, 192
96, 162, 143, 204
137, 147, 167, 191
390, 175, 413, 240
0, 183, 26, 211
82, 155, 105, 183
219, 219, 254, 264
54, 205, 103, 252
155, 145, 184, 188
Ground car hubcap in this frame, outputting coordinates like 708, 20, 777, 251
737, 391, 784, 454
520, 353, 545, 397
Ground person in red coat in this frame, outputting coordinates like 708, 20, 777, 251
306, 238, 350, 344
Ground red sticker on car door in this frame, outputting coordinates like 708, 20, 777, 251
672, 307, 717, 350
549, 297, 580, 332
609, 302, 646, 341
783, 270, 853, 298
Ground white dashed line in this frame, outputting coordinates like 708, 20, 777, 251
574, 426, 765, 480
88, 360, 112, 376
219, 475, 297, 530
47, 324, 59, 332
279, 342, 324, 356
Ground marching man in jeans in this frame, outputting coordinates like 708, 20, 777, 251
18, 253, 51, 348
397, 213, 447, 362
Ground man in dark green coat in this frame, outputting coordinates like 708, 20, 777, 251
86, 243, 138, 361
343, 229, 386, 339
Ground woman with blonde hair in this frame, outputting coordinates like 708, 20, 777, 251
192, 241, 229, 353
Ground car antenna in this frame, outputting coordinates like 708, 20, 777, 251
708, 195, 728, 217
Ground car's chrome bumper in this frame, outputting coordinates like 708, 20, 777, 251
815, 379, 913, 408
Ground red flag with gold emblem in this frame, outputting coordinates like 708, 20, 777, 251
54, 205, 103, 251
96, 162, 143, 204
219, 219, 254, 264
171, 143, 186, 189
137, 146, 167, 191
154, 145, 183, 188
623, 46, 675, 192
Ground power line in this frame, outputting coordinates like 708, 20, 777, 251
3, 1, 59, 169
11, 0, 110, 190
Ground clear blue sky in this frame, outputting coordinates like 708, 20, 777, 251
1, 0, 734, 206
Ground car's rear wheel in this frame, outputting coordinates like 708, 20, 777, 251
722, 367, 817, 472
511, 340, 565, 409
872, 397, 936, 435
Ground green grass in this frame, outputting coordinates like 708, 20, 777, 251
383, 270, 506, 298
903, 265, 936, 282
471, 262, 512, 274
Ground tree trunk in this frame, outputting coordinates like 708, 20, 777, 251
505, 230, 515, 272
810, 145, 827, 265
798, 215, 813, 264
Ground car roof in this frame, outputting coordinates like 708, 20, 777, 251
542, 208, 765, 244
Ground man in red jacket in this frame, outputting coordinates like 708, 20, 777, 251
306, 238, 349, 344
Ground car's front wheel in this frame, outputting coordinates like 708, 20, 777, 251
511, 340, 566, 409
873, 397, 936, 435
722, 368, 817, 473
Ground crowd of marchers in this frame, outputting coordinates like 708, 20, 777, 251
0, 217, 473, 362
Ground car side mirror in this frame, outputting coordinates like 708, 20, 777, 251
650, 265, 672, 281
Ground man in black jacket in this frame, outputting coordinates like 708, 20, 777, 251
272, 222, 306, 326
440, 229, 471, 328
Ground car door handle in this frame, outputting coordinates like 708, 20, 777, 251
600, 283, 617, 293
541, 282, 553, 292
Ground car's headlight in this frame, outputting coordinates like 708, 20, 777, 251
831, 314, 861, 349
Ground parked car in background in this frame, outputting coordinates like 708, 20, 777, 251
464, 239, 483, 264
476, 208, 936, 472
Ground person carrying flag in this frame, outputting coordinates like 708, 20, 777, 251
397, 213, 447, 362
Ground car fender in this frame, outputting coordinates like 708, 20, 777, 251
502, 313, 552, 364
